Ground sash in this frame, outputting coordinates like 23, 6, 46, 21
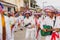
35, 18, 40, 39
1, 15, 6, 40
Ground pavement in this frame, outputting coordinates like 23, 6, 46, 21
14, 28, 45, 40
14, 28, 26, 40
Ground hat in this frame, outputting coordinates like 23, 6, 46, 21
34, 13, 42, 17
24, 11, 31, 15
0, 3, 4, 9
43, 6, 56, 13
25, 11, 31, 14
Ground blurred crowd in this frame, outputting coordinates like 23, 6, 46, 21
0, 2, 60, 40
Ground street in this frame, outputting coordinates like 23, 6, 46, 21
14, 28, 32, 40
14, 28, 45, 40
14, 28, 26, 40
0, 0, 60, 40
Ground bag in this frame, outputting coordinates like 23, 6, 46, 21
41, 25, 52, 36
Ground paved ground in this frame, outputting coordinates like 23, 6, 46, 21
14, 28, 26, 40
14, 28, 45, 40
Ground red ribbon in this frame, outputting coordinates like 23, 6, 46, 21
51, 32, 59, 40
36, 29, 40, 38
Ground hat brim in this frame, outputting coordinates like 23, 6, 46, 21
24, 13, 31, 16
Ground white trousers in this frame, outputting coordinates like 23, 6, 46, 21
11, 31, 14, 40
11, 28, 15, 40
45, 35, 52, 40
0, 33, 2, 40
25, 28, 36, 40
14, 23, 18, 31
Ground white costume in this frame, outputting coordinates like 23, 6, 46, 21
41, 16, 54, 40
9, 16, 15, 40
0, 14, 11, 40
24, 17, 35, 40
14, 17, 19, 31
18, 16, 24, 29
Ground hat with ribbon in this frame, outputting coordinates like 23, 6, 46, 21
43, 6, 56, 13
24, 10, 31, 15
34, 13, 42, 17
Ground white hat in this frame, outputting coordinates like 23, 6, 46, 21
25, 10, 31, 14
44, 6, 56, 12
34, 13, 42, 17
24, 10, 31, 16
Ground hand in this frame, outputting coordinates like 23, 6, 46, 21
18, 23, 20, 26
54, 28, 60, 32
43, 29, 47, 32
36, 24, 40, 29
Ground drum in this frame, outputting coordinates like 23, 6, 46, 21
41, 25, 52, 36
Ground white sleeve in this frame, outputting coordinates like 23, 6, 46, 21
24, 19, 26, 26
40, 19, 46, 29
54, 20, 58, 28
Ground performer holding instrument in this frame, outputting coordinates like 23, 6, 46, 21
40, 6, 56, 40
51, 10, 60, 40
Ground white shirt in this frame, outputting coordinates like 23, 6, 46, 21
40, 16, 54, 29
30, 15, 34, 19
54, 16, 60, 28
24, 17, 35, 28
18, 16, 24, 23
10, 17, 15, 25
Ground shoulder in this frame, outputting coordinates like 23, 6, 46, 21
44, 16, 49, 20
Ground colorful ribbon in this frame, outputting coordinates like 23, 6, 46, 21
51, 32, 59, 40
35, 18, 40, 39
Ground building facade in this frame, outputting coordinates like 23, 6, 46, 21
24, 0, 39, 10
0, 0, 25, 12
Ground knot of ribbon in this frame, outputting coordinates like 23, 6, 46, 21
51, 32, 59, 40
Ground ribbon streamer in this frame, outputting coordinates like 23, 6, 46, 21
51, 32, 59, 40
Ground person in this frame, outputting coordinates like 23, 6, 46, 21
0, 3, 11, 40
24, 11, 35, 40
34, 13, 42, 40
52, 10, 60, 40
9, 12, 16, 40
14, 15, 19, 32
40, 6, 56, 40
18, 12, 24, 30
